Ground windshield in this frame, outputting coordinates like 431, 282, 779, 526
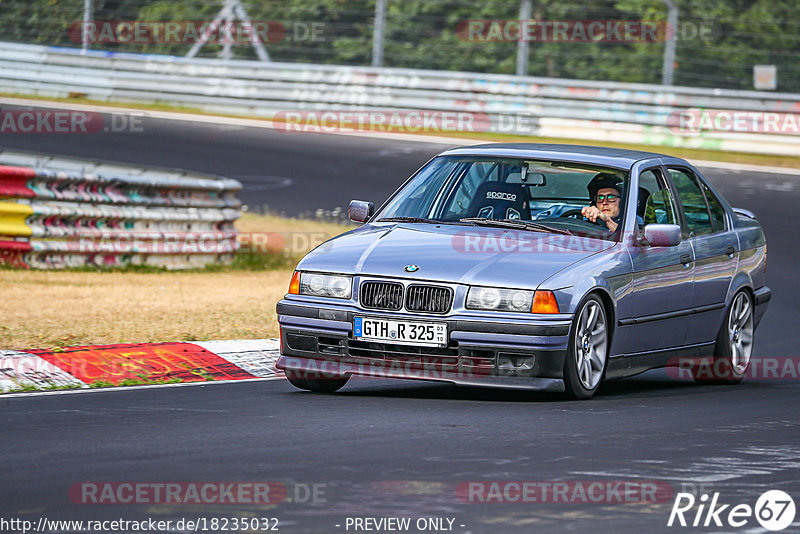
375, 156, 630, 241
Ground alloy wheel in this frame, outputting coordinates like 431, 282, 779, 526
575, 300, 607, 390
728, 292, 754, 375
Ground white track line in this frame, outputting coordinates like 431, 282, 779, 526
690, 159, 800, 176
3, 96, 799, 175
0, 375, 285, 400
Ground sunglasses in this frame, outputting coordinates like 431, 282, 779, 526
594, 194, 620, 203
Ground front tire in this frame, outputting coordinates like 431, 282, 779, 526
693, 290, 754, 384
564, 295, 609, 399
285, 369, 349, 393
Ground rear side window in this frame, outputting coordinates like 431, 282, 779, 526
669, 168, 713, 236
699, 180, 727, 232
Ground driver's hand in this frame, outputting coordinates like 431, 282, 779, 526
581, 206, 618, 231
581, 205, 603, 223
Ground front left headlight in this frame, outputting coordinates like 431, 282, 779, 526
298, 272, 352, 299
466, 286, 534, 312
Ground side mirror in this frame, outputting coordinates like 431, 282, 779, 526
643, 224, 682, 247
348, 200, 374, 223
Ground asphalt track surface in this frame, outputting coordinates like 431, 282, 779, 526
2, 107, 800, 533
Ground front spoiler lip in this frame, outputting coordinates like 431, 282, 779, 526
276, 355, 566, 392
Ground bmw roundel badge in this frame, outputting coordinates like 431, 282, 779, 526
404, 264, 420, 273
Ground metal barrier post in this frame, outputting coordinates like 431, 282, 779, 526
81, 0, 93, 53
516, 0, 532, 77
662, 0, 678, 86
372, 0, 386, 67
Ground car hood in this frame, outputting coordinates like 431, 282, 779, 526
298, 223, 614, 290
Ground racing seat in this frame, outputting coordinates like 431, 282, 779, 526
643, 189, 675, 225
637, 187, 651, 220
465, 181, 530, 220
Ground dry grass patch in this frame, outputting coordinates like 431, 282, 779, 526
0, 270, 287, 349
0, 214, 353, 350
235, 212, 351, 236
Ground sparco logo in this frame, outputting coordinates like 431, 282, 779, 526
486, 191, 517, 201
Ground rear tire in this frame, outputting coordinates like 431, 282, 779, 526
564, 295, 608, 399
693, 290, 754, 385
285, 369, 349, 393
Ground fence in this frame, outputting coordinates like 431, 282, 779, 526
1, 41, 798, 156
0, 148, 242, 269
3, 0, 800, 92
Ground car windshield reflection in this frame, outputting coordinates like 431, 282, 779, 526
375, 156, 630, 241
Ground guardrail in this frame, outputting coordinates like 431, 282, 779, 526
0, 41, 799, 155
0, 149, 241, 269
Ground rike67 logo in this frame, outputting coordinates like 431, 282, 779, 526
668, 490, 795, 531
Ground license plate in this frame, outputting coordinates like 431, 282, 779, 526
353, 317, 448, 348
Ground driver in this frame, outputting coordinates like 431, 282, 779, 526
581, 173, 623, 232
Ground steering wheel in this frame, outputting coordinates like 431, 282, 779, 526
558, 208, 585, 219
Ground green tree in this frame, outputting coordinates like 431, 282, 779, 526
0, 0, 797, 91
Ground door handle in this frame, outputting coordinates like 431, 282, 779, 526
680, 254, 692, 265
726, 246, 736, 256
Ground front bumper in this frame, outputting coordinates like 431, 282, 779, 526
276, 299, 572, 391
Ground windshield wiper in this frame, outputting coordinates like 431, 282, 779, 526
459, 218, 572, 235
376, 217, 440, 223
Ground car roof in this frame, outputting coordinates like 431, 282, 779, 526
439, 143, 680, 170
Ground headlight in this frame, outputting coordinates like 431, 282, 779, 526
298, 272, 352, 299
467, 286, 534, 312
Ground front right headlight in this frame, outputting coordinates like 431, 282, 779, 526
294, 272, 352, 299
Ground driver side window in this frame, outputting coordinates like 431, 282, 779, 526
638, 168, 679, 227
